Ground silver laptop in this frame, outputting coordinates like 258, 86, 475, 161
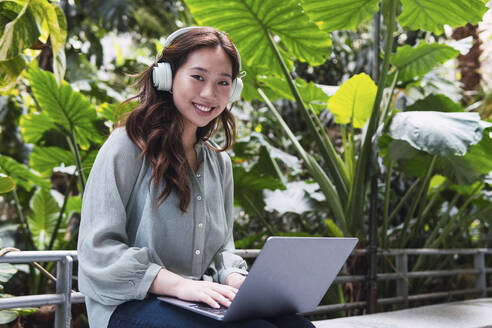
158, 236, 358, 321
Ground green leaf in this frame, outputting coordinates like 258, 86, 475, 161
96, 101, 136, 123
381, 114, 492, 185
0, 1, 40, 61
387, 111, 489, 157
0, 176, 15, 194
30, 146, 75, 176
20, 112, 57, 144
391, 42, 459, 83
0, 155, 49, 191
260, 76, 329, 114
65, 196, 82, 215
233, 166, 284, 216
184, 0, 332, 76
264, 181, 323, 215
0, 263, 17, 283
0, 309, 17, 324
327, 73, 377, 128
406, 94, 463, 113
302, 0, 380, 32
399, 0, 488, 35
0, 55, 25, 91
28, 0, 68, 83
27, 62, 102, 148
28, 188, 60, 250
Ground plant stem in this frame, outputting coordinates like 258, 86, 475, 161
11, 189, 36, 250
388, 177, 420, 225
399, 156, 437, 247
66, 132, 86, 193
48, 173, 76, 250
348, 0, 398, 234
380, 70, 400, 126
259, 89, 348, 235
382, 160, 394, 248
264, 31, 349, 206
243, 193, 276, 235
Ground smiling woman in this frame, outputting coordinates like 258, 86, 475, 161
76, 26, 314, 328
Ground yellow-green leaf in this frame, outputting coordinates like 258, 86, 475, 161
0, 1, 40, 61
0, 176, 15, 194
327, 73, 377, 128
0, 55, 25, 92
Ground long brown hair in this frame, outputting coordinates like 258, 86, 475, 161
121, 27, 239, 212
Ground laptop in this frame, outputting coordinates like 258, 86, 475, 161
158, 236, 358, 321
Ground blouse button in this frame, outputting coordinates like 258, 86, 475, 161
198, 223, 203, 228
195, 250, 201, 255
196, 195, 202, 201
196, 173, 201, 178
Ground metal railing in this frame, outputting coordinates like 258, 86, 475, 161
0, 248, 490, 327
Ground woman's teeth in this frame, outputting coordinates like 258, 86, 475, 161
193, 103, 214, 112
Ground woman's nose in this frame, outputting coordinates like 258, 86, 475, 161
200, 82, 216, 98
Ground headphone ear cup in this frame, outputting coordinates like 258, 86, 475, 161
229, 77, 243, 102
152, 62, 173, 91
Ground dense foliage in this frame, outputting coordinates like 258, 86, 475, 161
0, 0, 491, 325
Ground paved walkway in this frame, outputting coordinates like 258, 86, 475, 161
314, 298, 492, 328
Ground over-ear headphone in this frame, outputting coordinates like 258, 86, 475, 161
152, 26, 243, 103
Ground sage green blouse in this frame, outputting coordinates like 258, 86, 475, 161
77, 127, 248, 328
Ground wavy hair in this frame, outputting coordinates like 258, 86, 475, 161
120, 27, 239, 212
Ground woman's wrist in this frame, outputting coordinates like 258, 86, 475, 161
225, 272, 245, 289
149, 267, 186, 297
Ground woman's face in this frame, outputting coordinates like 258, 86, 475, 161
172, 46, 233, 131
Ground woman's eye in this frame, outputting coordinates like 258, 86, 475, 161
191, 75, 204, 81
219, 81, 230, 86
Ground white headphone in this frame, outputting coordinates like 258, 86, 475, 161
152, 26, 243, 103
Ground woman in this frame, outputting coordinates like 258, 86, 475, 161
77, 26, 314, 328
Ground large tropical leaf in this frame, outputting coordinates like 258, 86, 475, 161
184, 0, 332, 76
391, 42, 459, 83
327, 73, 377, 128
406, 94, 463, 113
263, 181, 324, 215
29, 0, 68, 83
27, 188, 60, 250
0, 155, 49, 191
0, 55, 25, 91
0, 1, 40, 61
302, 0, 380, 32
19, 112, 57, 144
387, 111, 489, 157
0, 176, 15, 194
30, 146, 75, 177
399, 0, 488, 35
380, 113, 492, 185
27, 63, 103, 148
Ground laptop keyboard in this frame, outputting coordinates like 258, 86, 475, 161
189, 303, 228, 315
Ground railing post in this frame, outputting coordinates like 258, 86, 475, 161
55, 256, 73, 328
474, 251, 486, 298
395, 253, 408, 308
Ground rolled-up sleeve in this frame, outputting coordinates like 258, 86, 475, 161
77, 128, 161, 306
213, 153, 248, 284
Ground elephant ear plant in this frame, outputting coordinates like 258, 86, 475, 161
184, 0, 491, 241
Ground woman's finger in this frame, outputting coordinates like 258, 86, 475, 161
201, 294, 221, 309
211, 285, 237, 301
206, 289, 232, 308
